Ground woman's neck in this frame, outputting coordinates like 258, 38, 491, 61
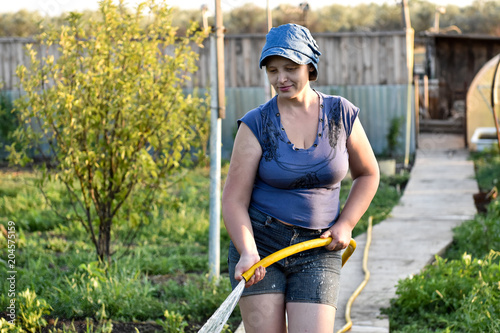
277, 87, 318, 115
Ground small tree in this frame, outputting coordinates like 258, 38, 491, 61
9, 0, 208, 264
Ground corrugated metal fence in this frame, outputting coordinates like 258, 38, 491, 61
1, 85, 415, 159
220, 85, 415, 158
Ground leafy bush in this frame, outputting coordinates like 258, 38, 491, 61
17, 289, 52, 333
48, 261, 164, 321
447, 199, 500, 260
470, 146, 500, 192
0, 318, 24, 333
385, 251, 500, 332
156, 310, 188, 333
9, 0, 208, 264
0, 89, 18, 158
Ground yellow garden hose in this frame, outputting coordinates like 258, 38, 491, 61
242, 237, 357, 282
200, 237, 357, 333
337, 216, 373, 333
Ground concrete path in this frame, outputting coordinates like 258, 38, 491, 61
235, 133, 478, 332
334, 133, 478, 332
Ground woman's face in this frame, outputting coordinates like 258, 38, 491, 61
265, 56, 313, 99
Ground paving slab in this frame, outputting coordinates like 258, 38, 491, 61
335, 134, 478, 332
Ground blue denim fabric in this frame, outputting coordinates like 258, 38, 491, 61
259, 23, 321, 72
228, 206, 342, 308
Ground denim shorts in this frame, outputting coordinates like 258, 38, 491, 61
228, 206, 342, 308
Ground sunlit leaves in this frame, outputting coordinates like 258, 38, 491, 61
9, 0, 208, 262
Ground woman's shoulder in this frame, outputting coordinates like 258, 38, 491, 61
316, 91, 355, 110
239, 98, 276, 124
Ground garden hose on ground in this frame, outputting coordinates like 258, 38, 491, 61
336, 216, 373, 333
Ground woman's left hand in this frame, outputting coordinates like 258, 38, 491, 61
320, 222, 352, 251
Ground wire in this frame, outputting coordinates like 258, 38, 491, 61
336, 216, 373, 333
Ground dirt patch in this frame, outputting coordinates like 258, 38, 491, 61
43, 318, 164, 332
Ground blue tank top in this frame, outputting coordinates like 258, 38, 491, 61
238, 91, 359, 230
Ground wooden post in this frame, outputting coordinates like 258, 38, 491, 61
423, 75, 429, 118
264, 0, 275, 100
402, 0, 414, 168
414, 75, 420, 148
216, 0, 225, 119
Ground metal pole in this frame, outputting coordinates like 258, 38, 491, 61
209, 33, 221, 282
264, 0, 274, 100
490, 54, 500, 150
414, 75, 420, 148
208, 0, 224, 282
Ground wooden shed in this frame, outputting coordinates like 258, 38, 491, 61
420, 33, 500, 136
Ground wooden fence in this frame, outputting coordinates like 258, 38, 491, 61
1, 31, 411, 90
193, 31, 411, 88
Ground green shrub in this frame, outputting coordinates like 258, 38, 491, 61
0, 318, 24, 333
0, 90, 18, 158
17, 289, 52, 333
385, 251, 500, 332
470, 147, 500, 192
156, 310, 188, 333
447, 199, 500, 260
50, 261, 164, 321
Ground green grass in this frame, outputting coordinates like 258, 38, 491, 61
383, 147, 500, 332
0, 162, 406, 332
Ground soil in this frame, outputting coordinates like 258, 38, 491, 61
43, 318, 164, 332
2, 313, 211, 332
473, 189, 498, 213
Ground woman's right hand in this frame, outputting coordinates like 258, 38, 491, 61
235, 253, 266, 288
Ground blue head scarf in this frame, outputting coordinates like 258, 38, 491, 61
259, 23, 321, 80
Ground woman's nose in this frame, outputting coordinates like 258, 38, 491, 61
277, 72, 287, 83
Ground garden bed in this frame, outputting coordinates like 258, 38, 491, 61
0, 163, 409, 332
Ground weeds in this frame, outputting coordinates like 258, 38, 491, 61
17, 289, 52, 333
156, 310, 188, 333
385, 251, 500, 332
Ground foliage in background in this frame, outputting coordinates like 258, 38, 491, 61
470, 146, 500, 192
385, 116, 404, 158
8, 0, 209, 263
0, 1, 500, 37
0, 86, 17, 158
384, 148, 500, 332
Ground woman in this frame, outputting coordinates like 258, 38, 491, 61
222, 23, 380, 332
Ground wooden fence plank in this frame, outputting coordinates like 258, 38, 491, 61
1, 32, 410, 90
